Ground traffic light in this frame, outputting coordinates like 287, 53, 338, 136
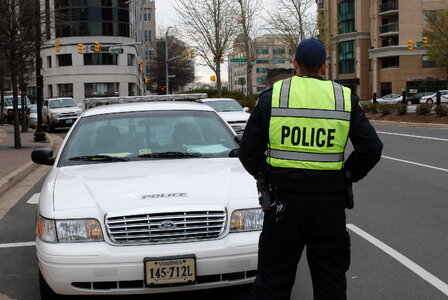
144, 77, 149, 84
77, 43, 83, 54
139, 61, 144, 72
423, 36, 428, 47
407, 40, 413, 51
250, 56, 255, 65
55, 40, 60, 52
213, 56, 218, 66
182, 50, 188, 61
189, 49, 195, 59
94, 41, 100, 53
210, 75, 216, 82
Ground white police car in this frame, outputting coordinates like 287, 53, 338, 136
32, 94, 261, 298
199, 98, 250, 133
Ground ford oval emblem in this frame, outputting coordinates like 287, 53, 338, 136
159, 220, 176, 230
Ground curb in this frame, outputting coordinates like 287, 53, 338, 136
369, 119, 448, 129
0, 134, 55, 197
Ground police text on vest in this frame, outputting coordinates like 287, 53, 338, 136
281, 126, 335, 147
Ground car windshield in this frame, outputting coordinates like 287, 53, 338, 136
29, 106, 37, 113
4, 96, 32, 106
49, 98, 77, 108
59, 110, 239, 166
203, 100, 243, 112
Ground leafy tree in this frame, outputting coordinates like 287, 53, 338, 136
424, 10, 448, 77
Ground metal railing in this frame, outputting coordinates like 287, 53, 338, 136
380, 22, 399, 34
380, 1, 398, 13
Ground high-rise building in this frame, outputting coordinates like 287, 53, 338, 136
41, 0, 155, 105
228, 34, 294, 95
318, 0, 448, 100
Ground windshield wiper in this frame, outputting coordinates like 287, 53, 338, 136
138, 152, 202, 159
68, 155, 131, 162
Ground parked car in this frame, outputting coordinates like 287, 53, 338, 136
27, 104, 38, 128
199, 98, 250, 133
406, 92, 434, 105
420, 90, 448, 104
42, 97, 83, 132
2, 95, 32, 123
32, 96, 260, 298
376, 94, 403, 104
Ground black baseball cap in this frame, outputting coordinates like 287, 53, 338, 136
295, 38, 326, 65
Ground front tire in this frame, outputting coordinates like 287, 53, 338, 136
426, 98, 434, 104
39, 270, 64, 300
47, 118, 55, 132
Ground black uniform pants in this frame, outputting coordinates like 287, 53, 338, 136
249, 190, 351, 300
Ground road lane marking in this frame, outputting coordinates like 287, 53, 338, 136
382, 156, 448, 173
347, 224, 448, 296
0, 241, 35, 249
27, 193, 40, 204
377, 131, 448, 142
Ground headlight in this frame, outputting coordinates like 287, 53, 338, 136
56, 219, 103, 242
51, 112, 59, 118
36, 216, 103, 243
76, 111, 82, 116
36, 216, 57, 243
230, 208, 263, 232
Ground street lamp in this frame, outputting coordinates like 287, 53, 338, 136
165, 26, 173, 95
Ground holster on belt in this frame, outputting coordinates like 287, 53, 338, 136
346, 171, 354, 209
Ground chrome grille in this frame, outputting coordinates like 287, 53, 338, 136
60, 112, 77, 117
106, 210, 226, 244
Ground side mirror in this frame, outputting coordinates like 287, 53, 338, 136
243, 107, 249, 112
32, 148, 55, 166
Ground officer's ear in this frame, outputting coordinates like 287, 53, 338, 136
319, 62, 327, 75
293, 59, 300, 75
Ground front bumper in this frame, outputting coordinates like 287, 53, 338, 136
50, 117, 78, 127
37, 231, 259, 295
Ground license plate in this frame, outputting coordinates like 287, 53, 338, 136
66, 119, 73, 124
144, 255, 196, 286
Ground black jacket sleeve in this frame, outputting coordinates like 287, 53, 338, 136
344, 95, 384, 182
238, 90, 272, 178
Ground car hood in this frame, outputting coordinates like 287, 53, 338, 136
51, 158, 256, 212
50, 107, 82, 113
217, 111, 250, 122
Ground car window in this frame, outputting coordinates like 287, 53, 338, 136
58, 110, 239, 166
49, 98, 77, 108
203, 100, 243, 112
29, 106, 37, 113
4, 96, 31, 106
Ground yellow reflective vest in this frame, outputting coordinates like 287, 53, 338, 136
267, 76, 352, 170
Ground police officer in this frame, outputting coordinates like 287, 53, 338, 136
239, 38, 383, 300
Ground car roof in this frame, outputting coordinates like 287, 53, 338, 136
82, 101, 216, 117
46, 97, 75, 101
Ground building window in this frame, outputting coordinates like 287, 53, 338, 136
84, 53, 118, 65
288, 49, 295, 55
47, 56, 52, 68
256, 68, 268, 73
338, 0, 355, 34
256, 49, 269, 54
272, 49, 285, 54
381, 56, 399, 69
54, 1, 130, 38
144, 30, 151, 41
57, 54, 72, 66
422, 55, 437, 68
381, 82, 392, 96
128, 83, 136, 96
257, 86, 266, 92
144, 10, 151, 21
48, 85, 53, 98
127, 54, 134, 66
338, 41, 355, 74
85, 83, 119, 97
256, 77, 266, 83
256, 59, 269, 64
272, 58, 285, 64
58, 83, 73, 97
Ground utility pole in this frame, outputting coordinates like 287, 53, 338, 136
165, 27, 172, 95
34, 0, 46, 142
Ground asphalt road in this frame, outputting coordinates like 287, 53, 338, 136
0, 124, 447, 299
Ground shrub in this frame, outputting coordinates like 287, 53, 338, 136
434, 104, 448, 117
378, 103, 394, 115
362, 103, 378, 113
396, 103, 407, 115
416, 103, 432, 115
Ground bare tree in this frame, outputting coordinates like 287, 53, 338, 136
174, 0, 239, 97
264, 0, 317, 50
423, 10, 448, 77
235, 0, 261, 96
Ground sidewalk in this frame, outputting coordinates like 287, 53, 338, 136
0, 124, 54, 196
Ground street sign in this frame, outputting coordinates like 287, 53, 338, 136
109, 48, 123, 54
168, 74, 176, 78
416, 41, 423, 47
230, 58, 247, 62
